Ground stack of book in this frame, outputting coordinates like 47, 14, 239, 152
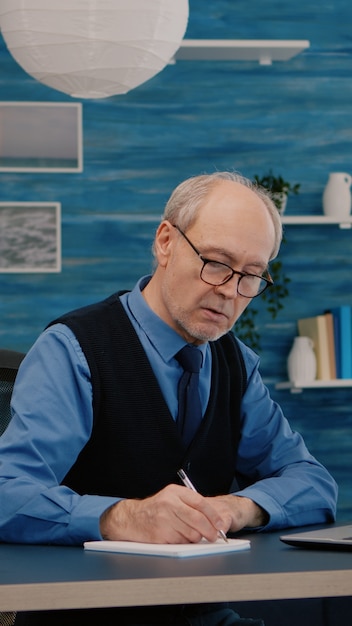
297, 306, 352, 380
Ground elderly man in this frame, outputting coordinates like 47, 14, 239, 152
0, 172, 337, 625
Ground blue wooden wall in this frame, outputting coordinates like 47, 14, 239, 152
0, 0, 351, 520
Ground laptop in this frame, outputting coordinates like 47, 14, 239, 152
280, 524, 352, 551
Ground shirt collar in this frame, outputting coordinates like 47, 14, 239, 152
124, 276, 207, 365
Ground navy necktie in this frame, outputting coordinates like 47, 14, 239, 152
175, 345, 203, 447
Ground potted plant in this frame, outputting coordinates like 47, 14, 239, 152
253, 171, 300, 214
235, 172, 299, 350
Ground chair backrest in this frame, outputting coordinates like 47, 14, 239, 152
0, 350, 25, 626
0, 349, 25, 436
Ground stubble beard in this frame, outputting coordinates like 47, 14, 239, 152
162, 286, 230, 343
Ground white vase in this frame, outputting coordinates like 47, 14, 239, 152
322, 172, 352, 218
287, 336, 317, 384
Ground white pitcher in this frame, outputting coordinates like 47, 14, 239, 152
287, 336, 317, 384
322, 172, 352, 218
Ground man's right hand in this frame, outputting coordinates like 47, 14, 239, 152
99, 484, 231, 544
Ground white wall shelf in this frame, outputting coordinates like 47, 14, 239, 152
275, 380, 352, 393
175, 40, 310, 66
275, 216, 352, 393
281, 215, 352, 229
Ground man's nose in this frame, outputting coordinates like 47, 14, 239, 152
214, 275, 241, 298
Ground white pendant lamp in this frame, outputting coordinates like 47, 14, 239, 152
0, 0, 189, 99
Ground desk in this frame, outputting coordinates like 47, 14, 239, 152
0, 529, 351, 613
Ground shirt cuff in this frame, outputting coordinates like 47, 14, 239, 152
68, 495, 121, 544
233, 487, 286, 530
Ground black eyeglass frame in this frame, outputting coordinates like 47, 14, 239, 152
173, 224, 273, 298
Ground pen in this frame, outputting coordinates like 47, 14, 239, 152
177, 469, 228, 543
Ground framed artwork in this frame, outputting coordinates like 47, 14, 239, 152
0, 102, 82, 172
0, 202, 61, 273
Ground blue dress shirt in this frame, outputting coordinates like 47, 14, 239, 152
0, 277, 337, 545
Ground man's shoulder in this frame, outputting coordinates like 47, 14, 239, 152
47, 292, 125, 327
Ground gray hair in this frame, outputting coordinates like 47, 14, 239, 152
161, 171, 282, 260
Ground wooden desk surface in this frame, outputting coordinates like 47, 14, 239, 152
1, 528, 351, 612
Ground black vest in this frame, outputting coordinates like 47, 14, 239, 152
49, 293, 247, 498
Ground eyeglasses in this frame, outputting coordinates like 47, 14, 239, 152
173, 225, 273, 298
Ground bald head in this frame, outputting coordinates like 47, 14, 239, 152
162, 172, 282, 260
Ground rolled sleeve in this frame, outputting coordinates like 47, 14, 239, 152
234, 341, 338, 529
0, 325, 119, 545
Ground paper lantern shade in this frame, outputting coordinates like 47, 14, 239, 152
0, 0, 189, 99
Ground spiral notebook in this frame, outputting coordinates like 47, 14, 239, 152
84, 537, 250, 558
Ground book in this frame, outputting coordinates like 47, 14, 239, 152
324, 311, 337, 379
84, 537, 251, 558
331, 306, 352, 379
297, 315, 332, 380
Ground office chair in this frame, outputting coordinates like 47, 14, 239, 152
0, 349, 25, 626
0, 349, 25, 436
0, 613, 16, 626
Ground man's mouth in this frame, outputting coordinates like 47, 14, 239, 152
202, 306, 229, 321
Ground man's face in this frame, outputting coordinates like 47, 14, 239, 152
149, 180, 276, 345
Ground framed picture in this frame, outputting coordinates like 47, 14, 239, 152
0, 202, 61, 273
0, 102, 82, 172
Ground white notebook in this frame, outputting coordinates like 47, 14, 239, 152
84, 537, 250, 558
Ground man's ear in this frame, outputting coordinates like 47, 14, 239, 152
154, 221, 174, 267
